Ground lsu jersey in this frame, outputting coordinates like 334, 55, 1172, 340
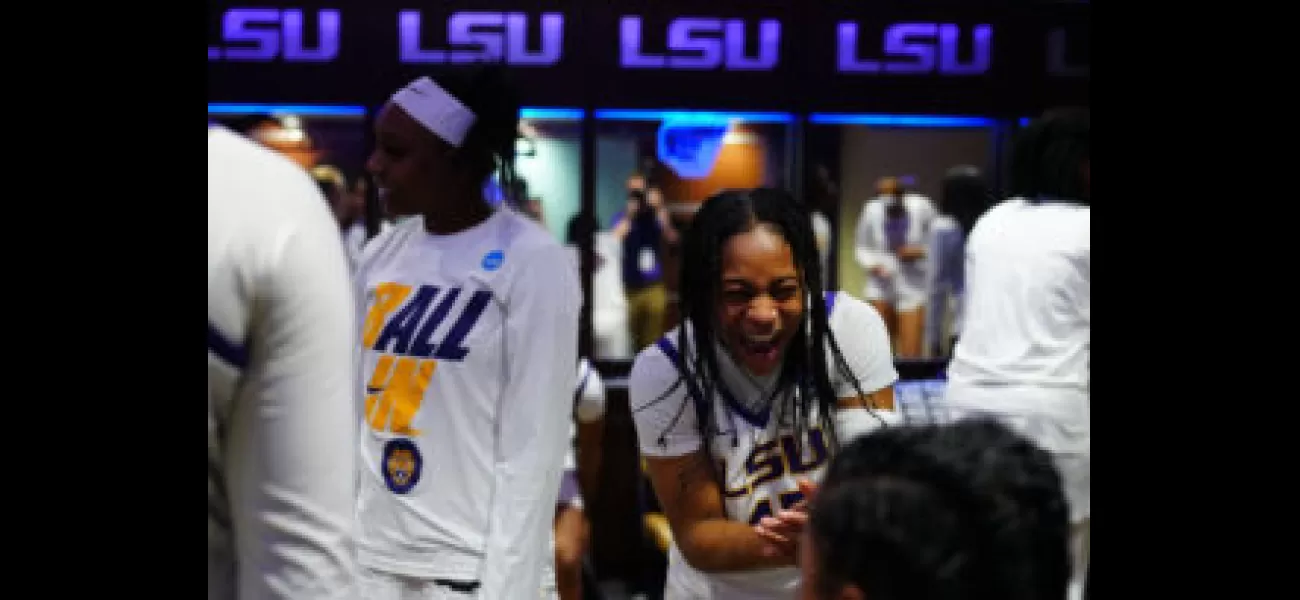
630, 291, 897, 599
208, 127, 358, 600
353, 208, 581, 598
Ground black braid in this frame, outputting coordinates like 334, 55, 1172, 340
632, 188, 886, 487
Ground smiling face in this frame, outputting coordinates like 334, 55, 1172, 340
365, 103, 456, 217
715, 223, 805, 376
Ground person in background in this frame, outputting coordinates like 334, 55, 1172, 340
524, 195, 546, 226
544, 358, 607, 600
355, 68, 581, 600
611, 174, 679, 353
311, 164, 350, 224
807, 165, 839, 287
798, 419, 1071, 600
853, 177, 936, 358
208, 126, 359, 599
926, 165, 992, 357
944, 107, 1090, 600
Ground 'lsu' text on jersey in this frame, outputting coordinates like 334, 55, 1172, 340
630, 291, 897, 599
353, 208, 581, 597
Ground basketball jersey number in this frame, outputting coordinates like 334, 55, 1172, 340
365, 354, 437, 435
748, 490, 806, 526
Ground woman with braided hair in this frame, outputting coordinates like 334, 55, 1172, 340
630, 187, 899, 599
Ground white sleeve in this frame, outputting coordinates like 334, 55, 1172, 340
230, 188, 359, 599
480, 243, 582, 600
630, 342, 702, 458
853, 200, 896, 275
828, 293, 899, 398
835, 407, 904, 444
575, 361, 607, 423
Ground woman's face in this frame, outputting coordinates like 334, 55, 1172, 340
715, 224, 805, 376
365, 103, 455, 217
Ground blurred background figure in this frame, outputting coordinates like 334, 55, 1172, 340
804, 165, 836, 287
800, 419, 1071, 600
944, 107, 1090, 600
524, 195, 547, 225
853, 176, 936, 358
547, 357, 608, 600
926, 165, 993, 358
611, 174, 678, 353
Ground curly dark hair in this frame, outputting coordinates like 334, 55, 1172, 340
808, 419, 1071, 600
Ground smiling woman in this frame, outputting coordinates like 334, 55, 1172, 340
628, 187, 900, 599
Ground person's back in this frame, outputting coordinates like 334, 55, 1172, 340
944, 107, 1090, 600
947, 199, 1089, 394
208, 127, 359, 599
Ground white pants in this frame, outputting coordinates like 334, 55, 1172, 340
863, 271, 927, 311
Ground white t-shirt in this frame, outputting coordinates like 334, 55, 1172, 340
207, 127, 359, 600
352, 209, 581, 598
343, 220, 396, 271
945, 197, 1090, 519
630, 292, 897, 599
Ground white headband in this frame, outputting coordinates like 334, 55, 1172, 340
390, 76, 477, 147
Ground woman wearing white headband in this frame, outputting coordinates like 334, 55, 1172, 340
353, 67, 581, 600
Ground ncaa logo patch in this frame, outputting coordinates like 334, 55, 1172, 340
382, 438, 423, 494
481, 250, 504, 271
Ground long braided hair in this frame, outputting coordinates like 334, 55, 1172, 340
638, 188, 883, 477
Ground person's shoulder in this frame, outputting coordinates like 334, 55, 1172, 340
629, 329, 691, 420
932, 214, 960, 232
209, 128, 321, 216
356, 217, 418, 272
498, 209, 564, 255
503, 220, 575, 284
631, 328, 684, 384
967, 198, 1017, 238
826, 291, 881, 326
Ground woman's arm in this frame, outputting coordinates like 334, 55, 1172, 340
643, 452, 795, 571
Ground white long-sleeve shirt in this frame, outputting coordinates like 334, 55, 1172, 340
353, 209, 581, 598
208, 127, 359, 600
